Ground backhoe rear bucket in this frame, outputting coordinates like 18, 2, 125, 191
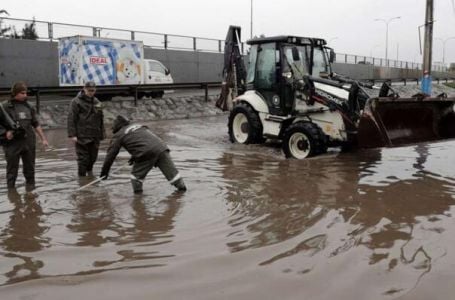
357, 97, 455, 148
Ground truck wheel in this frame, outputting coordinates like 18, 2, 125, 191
151, 91, 164, 98
282, 122, 327, 159
228, 102, 264, 144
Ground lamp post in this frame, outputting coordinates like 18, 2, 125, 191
250, 0, 253, 39
435, 37, 455, 66
374, 16, 401, 62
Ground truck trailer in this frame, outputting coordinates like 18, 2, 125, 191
58, 35, 173, 100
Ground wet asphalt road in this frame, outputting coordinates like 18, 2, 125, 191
1, 115, 455, 300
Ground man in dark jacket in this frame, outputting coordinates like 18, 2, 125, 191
100, 115, 186, 194
67, 81, 105, 176
1, 82, 49, 189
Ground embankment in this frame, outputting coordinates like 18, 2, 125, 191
37, 95, 225, 129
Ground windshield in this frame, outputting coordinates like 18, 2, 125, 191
283, 45, 310, 79
312, 47, 330, 76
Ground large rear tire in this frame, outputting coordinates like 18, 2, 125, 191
228, 102, 264, 144
282, 122, 327, 159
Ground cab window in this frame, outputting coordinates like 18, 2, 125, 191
247, 45, 258, 84
149, 61, 166, 74
283, 45, 310, 78
312, 47, 329, 76
255, 43, 277, 90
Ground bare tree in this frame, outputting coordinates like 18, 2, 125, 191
22, 18, 38, 40
0, 9, 11, 37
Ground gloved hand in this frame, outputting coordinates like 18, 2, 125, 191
128, 157, 135, 165
99, 172, 109, 180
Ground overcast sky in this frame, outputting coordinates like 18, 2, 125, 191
3, 0, 455, 64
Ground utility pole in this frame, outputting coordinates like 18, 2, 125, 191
422, 0, 433, 74
421, 0, 433, 94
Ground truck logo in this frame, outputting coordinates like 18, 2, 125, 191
90, 56, 108, 65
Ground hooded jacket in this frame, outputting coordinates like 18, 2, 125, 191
67, 91, 105, 141
101, 124, 169, 175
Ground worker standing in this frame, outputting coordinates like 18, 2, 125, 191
100, 115, 187, 194
0, 82, 49, 189
67, 81, 105, 176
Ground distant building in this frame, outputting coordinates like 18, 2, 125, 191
450, 63, 455, 72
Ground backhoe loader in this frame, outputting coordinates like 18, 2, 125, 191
217, 26, 455, 159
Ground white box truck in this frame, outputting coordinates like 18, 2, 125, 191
58, 35, 173, 100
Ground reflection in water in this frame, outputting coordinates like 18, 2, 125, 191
220, 144, 455, 296
66, 187, 183, 272
67, 187, 116, 247
0, 189, 49, 284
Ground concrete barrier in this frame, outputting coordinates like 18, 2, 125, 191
0, 39, 454, 88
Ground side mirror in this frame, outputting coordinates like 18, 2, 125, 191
292, 47, 300, 61
329, 49, 336, 63
165, 68, 170, 76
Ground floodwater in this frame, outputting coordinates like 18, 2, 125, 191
1, 115, 455, 300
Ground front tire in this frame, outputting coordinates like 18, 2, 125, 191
151, 91, 164, 98
282, 122, 327, 159
228, 102, 264, 144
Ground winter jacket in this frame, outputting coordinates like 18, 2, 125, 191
101, 124, 169, 175
67, 91, 105, 141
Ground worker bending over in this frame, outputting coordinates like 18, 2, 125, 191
100, 115, 186, 194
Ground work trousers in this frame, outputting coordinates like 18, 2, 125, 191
130, 150, 182, 193
3, 140, 35, 188
75, 140, 100, 176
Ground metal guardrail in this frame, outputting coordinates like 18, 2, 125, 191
0, 82, 222, 113
1, 78, 454, 114
0, 17, 227, 53
335, 53, 449, 72
1, 17, 452, 72
365, 77, 454, 85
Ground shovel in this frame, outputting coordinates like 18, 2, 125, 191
75, 162, 129, 192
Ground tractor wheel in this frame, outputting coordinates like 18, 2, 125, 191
282, 122, 327, 159
228, 102, 264, 144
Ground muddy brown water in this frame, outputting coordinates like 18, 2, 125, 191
1, 115, 455, 300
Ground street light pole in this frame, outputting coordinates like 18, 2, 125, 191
435, 37, 455, 66
250, 0, 253, 39
374, 16, 401, 62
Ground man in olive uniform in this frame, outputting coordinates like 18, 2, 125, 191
100, 115, 186, 194
0, 82, 49, 189
67, 81, 105, 176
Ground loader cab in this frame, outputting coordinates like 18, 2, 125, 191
246, 36, 330, 116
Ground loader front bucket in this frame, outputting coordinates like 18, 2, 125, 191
357, 97, 455, 148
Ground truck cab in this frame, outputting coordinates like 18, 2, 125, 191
144, 59, 173, 85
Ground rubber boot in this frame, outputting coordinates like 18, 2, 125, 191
78, 167, 87, 177
131, 178, 143, 194
173, 178, 187, 192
